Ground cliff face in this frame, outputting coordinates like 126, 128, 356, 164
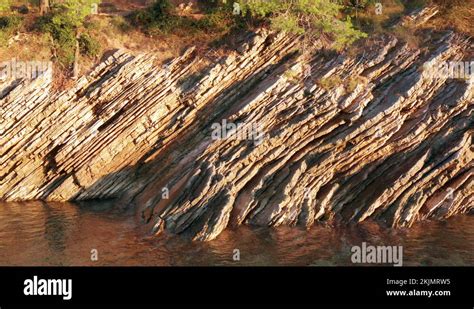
1, 7, 473, 241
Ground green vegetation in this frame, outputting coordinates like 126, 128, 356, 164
37, 13, 77, 66
127, 0, 241, 35
50, 0, 101, 26
127, 0, 367, 50
1, 0, 469, 83
36, 0, 101, 67
194, 5, 240, 34
0, 14, 22, 46
0, 0, 11, 12
237, 0, 367, 50
127, 0, 177, 34
0, 14, 22, 30
78, 33, 100, 57
110, 15, 132, 33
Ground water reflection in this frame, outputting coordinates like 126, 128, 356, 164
0, 201, 472, 266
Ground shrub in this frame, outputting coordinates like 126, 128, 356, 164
127, 0, 245, 37
194, 8, 236, 33
0, 15, 22, 30
0, 15, 23, 46
78, 33, 100, 57
111, 15, 132, 33
128, 0, 178, 34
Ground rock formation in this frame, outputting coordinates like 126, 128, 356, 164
1, 7, 472, 240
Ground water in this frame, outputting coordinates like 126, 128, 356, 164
0, 201, 473, 266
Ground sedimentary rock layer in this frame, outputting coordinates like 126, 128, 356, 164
1, 8, 472, 241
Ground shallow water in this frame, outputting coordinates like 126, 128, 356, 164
0, 201, 472, 266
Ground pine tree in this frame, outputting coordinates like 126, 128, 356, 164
238, 0, 367, 49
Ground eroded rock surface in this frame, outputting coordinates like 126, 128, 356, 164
1, 8, 472, 241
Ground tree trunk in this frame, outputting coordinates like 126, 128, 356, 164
72, 35, 80, 80
40, 0, 50, 15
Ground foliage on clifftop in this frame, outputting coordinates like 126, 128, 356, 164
127, 0, 367, 50
36, 0, 101, 68
237, 0, 367, 49
0, 0, 471, 85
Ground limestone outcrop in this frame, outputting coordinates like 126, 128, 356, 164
1, 7, 472, 241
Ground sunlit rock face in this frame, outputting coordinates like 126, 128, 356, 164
0, 7, 472, 241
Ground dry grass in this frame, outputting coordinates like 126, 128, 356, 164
0, 32, 52, 61
391, 24, 422, 48
351, 0, 406, 33
0, 0, 234, 88
1, 0, 470, 90
345, 75, 368, 93
428, 1, 474, 37
318, 75, 343, 91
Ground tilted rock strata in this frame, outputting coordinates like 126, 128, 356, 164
141, 31, 473, 241
0, 9, 472, 241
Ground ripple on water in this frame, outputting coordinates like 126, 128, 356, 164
0, 201, 472, 266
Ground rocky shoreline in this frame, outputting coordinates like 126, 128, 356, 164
1, 7, 472, 241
